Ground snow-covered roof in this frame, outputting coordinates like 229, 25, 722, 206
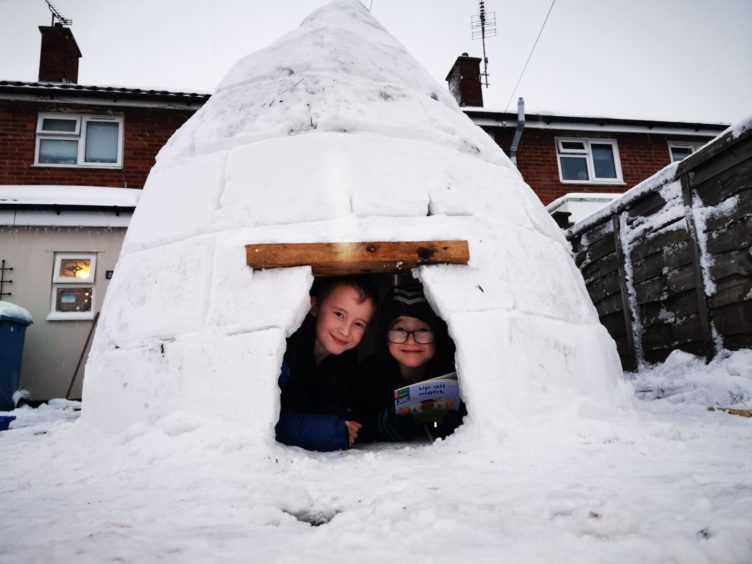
546, 192, 622, 213
0, 80, 209, 107
465, 108, 728, 136
546, 192, 622, 225
0, 186, 141, 208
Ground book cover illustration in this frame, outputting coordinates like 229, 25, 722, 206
394, 372, 460, 420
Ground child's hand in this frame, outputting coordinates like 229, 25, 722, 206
344, 420, 362, 447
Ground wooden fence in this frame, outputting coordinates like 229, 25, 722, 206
567, 122, 752, 370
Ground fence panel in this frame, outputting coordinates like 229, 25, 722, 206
567, 122, 752, 369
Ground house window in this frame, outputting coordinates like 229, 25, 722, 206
668, 141, 704, 163
48, 253, 96, 320
35, 113, 123, 168
556, 138, 623, 184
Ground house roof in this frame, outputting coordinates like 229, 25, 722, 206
0, 80, 210, 108
0, 186, 139, 227
464, 108, 728, 137
0, 185, 140, 210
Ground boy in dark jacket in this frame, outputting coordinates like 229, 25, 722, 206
275, 276, 377, 451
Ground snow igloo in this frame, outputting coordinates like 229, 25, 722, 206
82, 0, 632, 443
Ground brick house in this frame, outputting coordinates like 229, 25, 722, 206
0, 24, 208, 190
0, 23, 207, 401
446, 54, 728, 225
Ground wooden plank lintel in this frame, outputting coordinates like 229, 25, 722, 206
245, 240, 469, 276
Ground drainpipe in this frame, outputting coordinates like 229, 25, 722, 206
509, 97, 525, 167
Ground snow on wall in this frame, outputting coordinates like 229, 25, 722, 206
82, 0, 633, 441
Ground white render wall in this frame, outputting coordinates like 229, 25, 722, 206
82, 0, 632, 440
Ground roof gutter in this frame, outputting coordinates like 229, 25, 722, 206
509, 97, 525, 166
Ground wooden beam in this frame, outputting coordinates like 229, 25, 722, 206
245, 240, 469, 276
707, 407, 752, 418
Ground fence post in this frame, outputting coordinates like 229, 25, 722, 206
612, 213, 638, 371
680, 171, 716, 362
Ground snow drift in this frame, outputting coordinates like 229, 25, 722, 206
82, 0, 633, 441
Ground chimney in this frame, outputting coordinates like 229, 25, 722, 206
445, 53, 483, 108
38, 23, 82, 83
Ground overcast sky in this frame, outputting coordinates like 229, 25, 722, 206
1, 0, 750, 124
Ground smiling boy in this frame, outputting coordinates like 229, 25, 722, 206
275, 276, 377, 451
351, 283, 462, 443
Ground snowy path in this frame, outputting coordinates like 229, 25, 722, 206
1, 399, 750, 563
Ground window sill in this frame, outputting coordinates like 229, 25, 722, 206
47, 312, 96, 321
32, 163, 123, 170
559, 180, 627, 186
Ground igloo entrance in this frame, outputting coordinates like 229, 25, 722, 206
274, 266, 464, 452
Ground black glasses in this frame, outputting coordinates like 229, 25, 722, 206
387, 328, 434, 344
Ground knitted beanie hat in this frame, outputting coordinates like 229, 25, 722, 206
379, 283, 439, 333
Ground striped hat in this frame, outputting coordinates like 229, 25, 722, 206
379, 283, 439, 332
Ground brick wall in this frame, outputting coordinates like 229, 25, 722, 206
488, 126, 711, 205
0, 100, 196, 188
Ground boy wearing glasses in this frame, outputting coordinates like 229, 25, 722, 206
351, 283, 463, 443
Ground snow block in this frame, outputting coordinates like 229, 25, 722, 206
222, 136, 355, 224
83, 342, 183, 433
93, 236, 214, 350
84, 330, 286, 434
206, 236, 313, 335
121, 151, 228, 254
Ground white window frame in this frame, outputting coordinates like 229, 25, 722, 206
52, 253, 97, 284
48, 253, 97, 321
555, 137, 624, 184
668, 141, 705, 163
35, 112, 124, 168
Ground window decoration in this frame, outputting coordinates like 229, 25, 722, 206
49, 253, 97, 320
556, 138, 623, 184
35, 113, 123, 168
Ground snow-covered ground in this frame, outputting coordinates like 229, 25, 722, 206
3, 3, 749, 561
2, 350, 751, 563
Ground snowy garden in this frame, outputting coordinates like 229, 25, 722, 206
2, 350, 751, 563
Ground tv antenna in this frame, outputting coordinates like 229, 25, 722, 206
471, 0, 496, 88
44, 0, 73, 26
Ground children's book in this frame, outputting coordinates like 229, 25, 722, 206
393, 372, 460, 423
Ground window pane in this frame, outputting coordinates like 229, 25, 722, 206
591, 143, 617, 178
561, 141, 586, 151
39, 139, 78, 164
85, 121, 119, 163
55, 287, 93, 313
58, 258, 92, 280
42, 118, 78, 132
671, 147, 692, 162
560, 156, 589, 181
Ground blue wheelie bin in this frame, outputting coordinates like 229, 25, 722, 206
0, 301, 33, 412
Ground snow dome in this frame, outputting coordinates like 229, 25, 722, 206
82, 0, 633, 440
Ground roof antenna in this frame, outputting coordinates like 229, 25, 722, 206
471, 0, 496, 88
44, 0, 73, 26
